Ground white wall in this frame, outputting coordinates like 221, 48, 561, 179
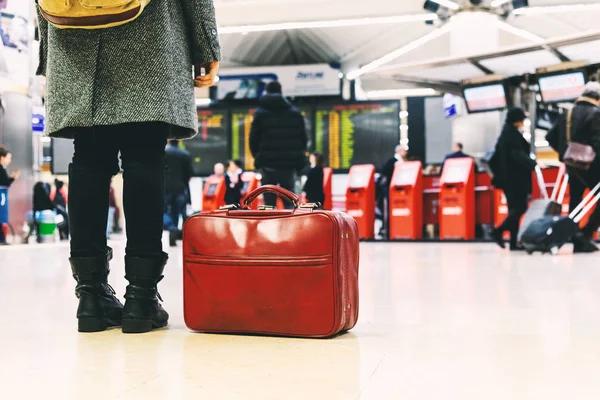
452, 111, 504, 158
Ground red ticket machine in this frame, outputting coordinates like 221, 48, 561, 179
202, 175, 226, 211
240, 172, 260, 209
389, 161, 423, 239
346, 164, 376, 239
323, 167, 333, 210
439, 158, 475, 240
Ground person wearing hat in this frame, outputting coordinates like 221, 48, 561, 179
547, 81, 600, 253
492, 107, 539, 251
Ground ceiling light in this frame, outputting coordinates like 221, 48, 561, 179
366, 88, 437, 99
491, 0, 510, 7
219, 14, 437, 34
430, 0, 460, 10
511, 0, 529, 10
513, 4, 600, 15
423, 0, 440, 13
346, 25, 452, 80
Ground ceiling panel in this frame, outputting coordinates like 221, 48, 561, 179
480, 50, 560, 77
402, 63, 485, 82
558, 40, 600, 65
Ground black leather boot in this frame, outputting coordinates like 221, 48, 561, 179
122, 253, 169, 334
70, 248, 124, 332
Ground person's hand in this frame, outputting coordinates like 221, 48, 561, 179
11, 170, 20, 180
194, 61, 219, 88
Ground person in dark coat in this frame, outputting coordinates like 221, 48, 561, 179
164, 140, 193, 247
36, 0, 222, 333
0, 146, 19, 245
303, 152, 325, 205
377, 145, 407, 235
224, 160, 244, 205
492, 108, 538, 251
53, 179, 69, 241
249, 81, 307, 209
441, 142, 472, 172
547, 82, 600, 252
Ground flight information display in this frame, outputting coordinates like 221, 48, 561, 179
181, 109, 230, 176
539, 71, 586, 103
314, 101, 400, 170
231, 105, 314, 171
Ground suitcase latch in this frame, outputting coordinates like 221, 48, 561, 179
258, 205, 276, 210
299, 202, 321, 210
219, 204, 240, 211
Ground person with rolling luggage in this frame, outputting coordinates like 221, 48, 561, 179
546, 82, 600, 253
492, 107, 540, 251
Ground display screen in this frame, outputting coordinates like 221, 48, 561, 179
206, 183, 218, 196
231, 105, 314, 171
539, 71, 586, 103
180, 109, 230, 176
217, 74, 278, 101
442, 165, 468, 184
394, 167, 417, 187
349, 173, 370, 189
536, 108, 561, 131
314, 101, 400, 171
463, 84, 507, 113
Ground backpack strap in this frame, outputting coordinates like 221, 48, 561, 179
566, 108, 573, 143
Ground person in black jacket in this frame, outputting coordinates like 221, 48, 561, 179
0, 146, 19, 245
547, 82, 600, 253
164, 140, 193, 247
492, 108, 538, 251
303, 152, 325, 204
249, 81, 307, 209
377, 145, 407, 235
224, 159, 244, 205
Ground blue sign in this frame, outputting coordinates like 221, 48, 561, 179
32, 114, 45, 133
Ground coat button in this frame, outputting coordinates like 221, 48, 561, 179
211, 29, 217, 35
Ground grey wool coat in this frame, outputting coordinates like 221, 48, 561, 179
36, 0, 221, 139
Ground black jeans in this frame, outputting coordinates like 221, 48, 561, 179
69, 123, 167, 258
568, 168, 600, 239
497, 186, 529, 245
164, 191, 187, 231
261, 169, 296, 210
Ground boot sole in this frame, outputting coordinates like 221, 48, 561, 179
78, 317, 109, 332
122, 319, 168, 334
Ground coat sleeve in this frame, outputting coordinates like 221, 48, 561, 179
546, 117, 563, 155
179, 0, 222, 64
249, 112, 262, 158
35, 6, 48, 76
0, 168, 14, 187
509, 138, 536, 171
588, 112, 600, 153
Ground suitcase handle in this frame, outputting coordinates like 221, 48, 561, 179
242, 185, 300, 208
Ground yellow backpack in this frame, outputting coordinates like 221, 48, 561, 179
39, 0, 151, 29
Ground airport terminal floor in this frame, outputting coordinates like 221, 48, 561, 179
2, 235, 600, 399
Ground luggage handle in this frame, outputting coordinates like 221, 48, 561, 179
550, 164, 567, 202
534, 166, 549, 200
242, 184, 300, 208
570, 179, 600, 223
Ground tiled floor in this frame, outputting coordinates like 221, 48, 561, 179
2, 238, 600, 399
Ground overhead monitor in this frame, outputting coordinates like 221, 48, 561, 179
536, 108, 561, 131
462, 83, 508, 113
538, 71, 586, 104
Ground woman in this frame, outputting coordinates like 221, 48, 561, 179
224, 160, 244, 205
0, 146, 19, 245
37, 0, 221, 333
492, 108, 538, 251
303, 152, 326, 205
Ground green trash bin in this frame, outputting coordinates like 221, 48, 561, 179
38, 210, 57, 243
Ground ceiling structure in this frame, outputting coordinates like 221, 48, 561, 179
214, 0, 600, 94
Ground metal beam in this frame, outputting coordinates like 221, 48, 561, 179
373, 29, 600, 77
470, 61, 494, 75
390, 76, 462, 95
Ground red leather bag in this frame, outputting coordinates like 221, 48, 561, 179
183, 185, 360, 338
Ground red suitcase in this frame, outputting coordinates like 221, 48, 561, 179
183, 185, 360, 338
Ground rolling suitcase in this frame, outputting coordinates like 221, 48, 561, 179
517, 165, 568, 243
182, 185, 360, 338
520, 179, 600, 255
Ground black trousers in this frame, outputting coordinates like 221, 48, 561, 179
69, 123, 167, 258
497, 186, 529, 245
261, 169, 296, 210
568, 168, 600, 239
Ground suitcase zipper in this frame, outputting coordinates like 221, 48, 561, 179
185, 254, 333, 267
